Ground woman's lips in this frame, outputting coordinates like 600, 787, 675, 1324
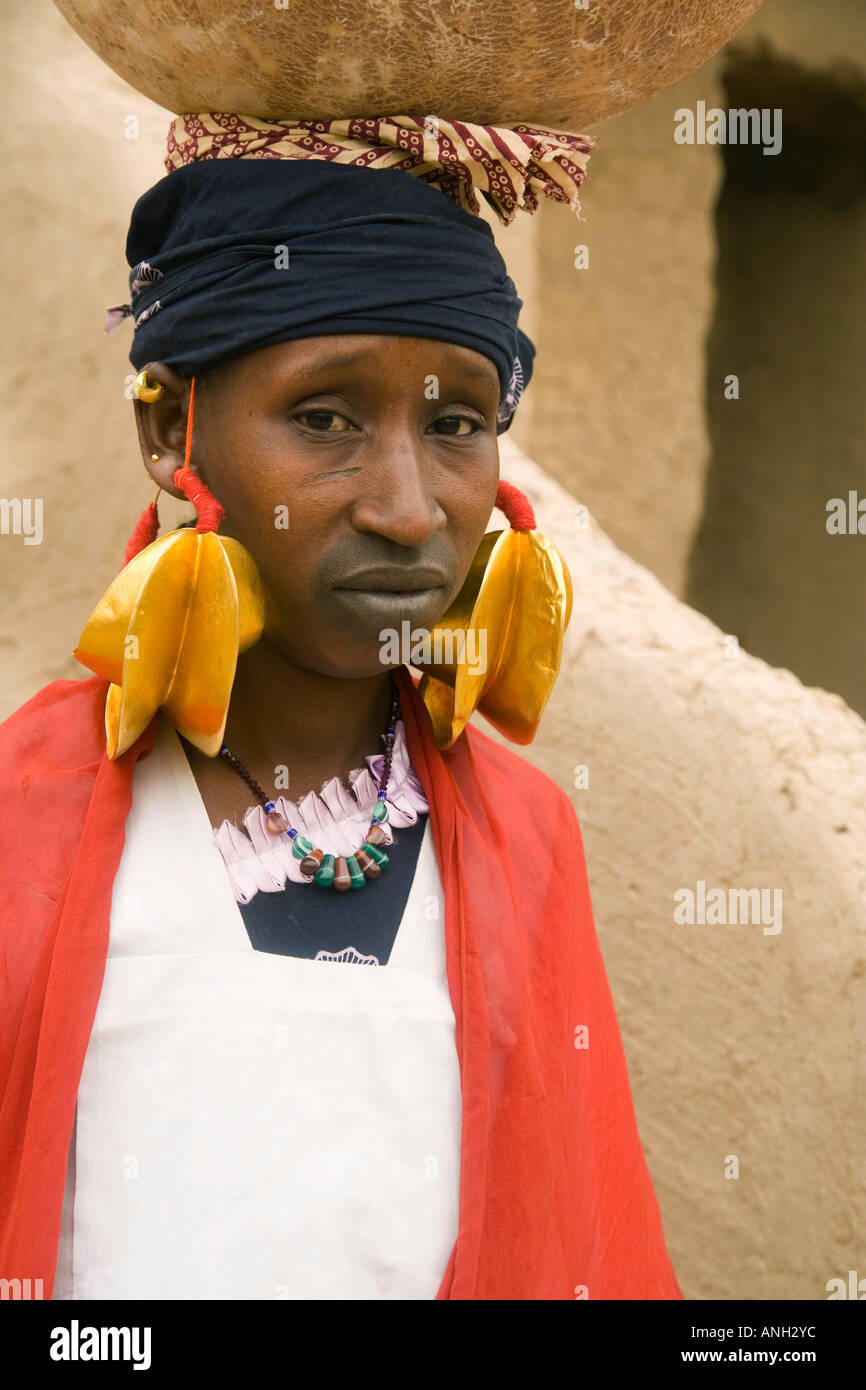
328, 584, 449, 637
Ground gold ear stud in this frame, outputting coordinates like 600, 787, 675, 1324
134, 369, 164, 403
150, 453, 160, 461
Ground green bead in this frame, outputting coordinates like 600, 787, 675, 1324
371, 799, 389, 824
346, 855, 365, 890
291, 834, 314, 860
314, 853, 335, 887
362, 842, 389, 869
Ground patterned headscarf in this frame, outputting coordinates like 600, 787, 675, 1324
164, 113, 594, 227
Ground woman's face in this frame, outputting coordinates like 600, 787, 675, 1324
136, 334, 501, 678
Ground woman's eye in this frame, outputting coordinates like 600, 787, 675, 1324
294, 410, 482, 435
296, 410, 352, 432
433, 416, 482, 436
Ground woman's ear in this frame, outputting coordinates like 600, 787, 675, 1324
132, 363, 192, 499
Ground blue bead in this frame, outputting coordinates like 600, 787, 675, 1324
264, 800, 276, 813
288, 828, 298, 839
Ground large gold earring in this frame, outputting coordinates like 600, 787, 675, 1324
74, 376, 265, 759
412, 480, 572, 749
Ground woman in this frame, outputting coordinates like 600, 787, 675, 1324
0, 115, 681, 1300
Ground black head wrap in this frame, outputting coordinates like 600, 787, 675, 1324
119, 159, 535, 433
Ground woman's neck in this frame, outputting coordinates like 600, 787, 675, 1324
184, 641, 398, 828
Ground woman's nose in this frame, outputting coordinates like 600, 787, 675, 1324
350, 442, 447, 548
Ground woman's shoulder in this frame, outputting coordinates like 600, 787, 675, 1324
0, 675, 110, 774
454, 721, 592, 902
458, 719, 576, 820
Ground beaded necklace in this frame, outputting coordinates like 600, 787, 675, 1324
218, 682, 400, 892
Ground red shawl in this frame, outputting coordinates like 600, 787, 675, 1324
0, 667, 681, 1300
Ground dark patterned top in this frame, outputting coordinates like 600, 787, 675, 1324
237, 815, 429, 965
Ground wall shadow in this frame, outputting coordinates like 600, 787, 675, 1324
686, 48, 866, 716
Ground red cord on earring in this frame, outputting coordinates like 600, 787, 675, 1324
172, 375, 225, 534
123, 498, 160, 565
496, 479, 535, 531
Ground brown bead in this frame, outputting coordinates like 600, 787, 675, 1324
333, 856, 352, 891
266, 810, 288, 834
355, 848, 380, 879
366, 823, 388, 847
299, 848, 323, 879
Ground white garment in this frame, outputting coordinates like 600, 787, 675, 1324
53, 718, 461, 1300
